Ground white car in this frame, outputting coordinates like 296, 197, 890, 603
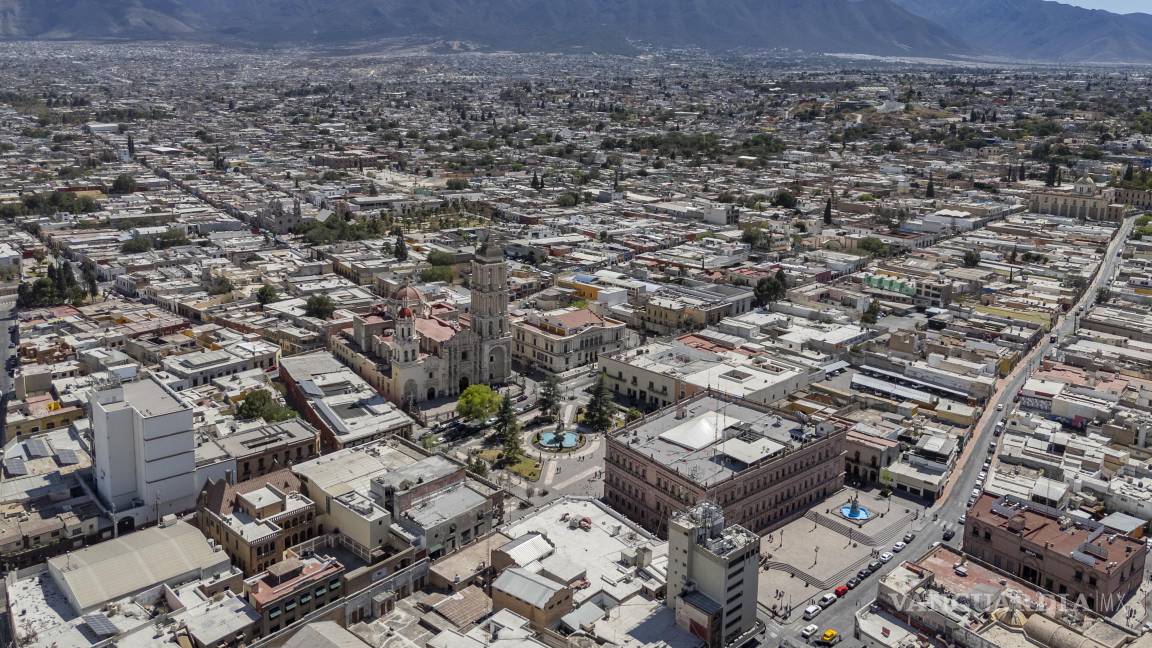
971, 488, 981, 497
978, 472, 987, 481
997, 403, 1004, 411
879, 552, 894, 563
892, 542, 906, 553
802, 624, 820, 639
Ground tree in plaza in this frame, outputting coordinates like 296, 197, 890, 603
457, 384, 500, 423
537, 374, 562, 422
256, 284, 279, 306
583, 375, 615, 434
495, 396, 522, 460
304, 294, 336, 319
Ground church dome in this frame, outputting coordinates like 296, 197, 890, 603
397, 306, 414, 319
392, 284, 423, 302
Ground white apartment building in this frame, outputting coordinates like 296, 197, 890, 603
666, 503, 761, 648
90, 375, 198, 530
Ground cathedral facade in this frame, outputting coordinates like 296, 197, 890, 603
337, 239, 512, 409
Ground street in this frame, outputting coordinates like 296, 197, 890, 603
764, 214, 1135, 646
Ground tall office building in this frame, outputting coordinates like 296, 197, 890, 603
90, 374, 197, 531
666, 503, 761, 648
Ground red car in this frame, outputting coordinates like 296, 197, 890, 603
835, 585, 849, 598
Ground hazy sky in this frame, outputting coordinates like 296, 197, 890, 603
1063, 0, 1150, 13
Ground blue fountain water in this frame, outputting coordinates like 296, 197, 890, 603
839, 502, 873, 521
540, 431, 579, 449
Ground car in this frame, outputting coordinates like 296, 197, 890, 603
931, 541, 941, 549
978, 472, 987, 481
803, 605, 823, 621
846, 577, 860, 589
968, 496, 977, 508
834, 585, 849, 597
972, 488, 981, 497
801, 624, 820, 639
958, 515, 967, 525
879, 552, 893, 563
892, 541, 906, 553
868, 560, 883, 572
983, 460, 991, 471
857, 569, 871, 580
997, 403, 1004, 411
903, 532, 916, 543
818, 629, 841, 645
942, 526, 956, 540
818, 593, 838, 608
954, 565, 969, 577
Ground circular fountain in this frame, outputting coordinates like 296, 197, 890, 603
839, 494, 873, 522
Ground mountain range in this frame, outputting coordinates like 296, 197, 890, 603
0, 0, 1148, 63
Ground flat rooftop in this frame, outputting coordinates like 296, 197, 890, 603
612, 395, 820, 487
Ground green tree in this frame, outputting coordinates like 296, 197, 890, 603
753, 276, 783, 307
235, 389, 296, 422
81, 259, 98, 297
858, 237, 889, 257
583, 375, 615, 433
394, 231, 408, 261
457, 384, 500, 422
420, 265, 453, 283
962, 250, 981, 268
926, 172, 935, 199
126, 134, 135, 159
426, 251, 456, 266
861, 301, 881, 325
256, 284, 279, 306
206, 276, 233, 295
120, 238, 152, 254
537, 375, 561, 422
823, 198, 832, 225
495, 396, 522, 460
445, 178, 470, 190
305, 294, 336, 319
110, 174, 136, 194
1124, 162, 1135, 183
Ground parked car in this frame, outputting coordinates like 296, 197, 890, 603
903, 532, 916, 543
857, 568, 871, 580
867, 560, 882, 572
942, 526, 955, 540
958, 515, 967, 525
834, 585, 849, 598
801, 624, 820, 639
818, 629, 842, 645
879, 552, 894, 563
997, 403, 1004, 411
803, 605, 822, 621
892, 541, 906, 553
818, 593, 838, 608
846, 577, 860, 590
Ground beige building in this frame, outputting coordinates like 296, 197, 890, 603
964, 493, 1146, 614
332, 238, 512, 408
1030, 177, 1126, 223
667, 503, 761, 648
491, 566, 573, 629
512, 307, 626, 374
197, 471, 318, 575
605, 392, 845, 537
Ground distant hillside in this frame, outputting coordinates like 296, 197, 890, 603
893, 0, 1152, 63
0, 0, 970, 57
